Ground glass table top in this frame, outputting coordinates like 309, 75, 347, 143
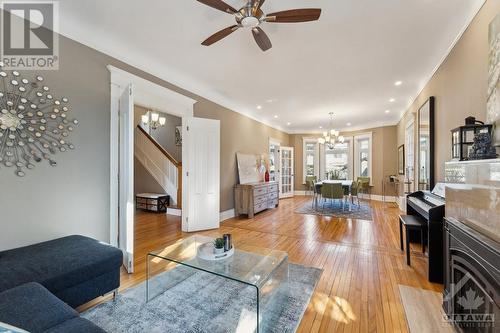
148, 235, 288, 289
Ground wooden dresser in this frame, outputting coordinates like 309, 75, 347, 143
235, 181, 279, 218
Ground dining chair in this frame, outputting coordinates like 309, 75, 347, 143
350, 181, 361, 208
321, 183, 345, 211
305, 176, 317, 196
357, 177, 371, 200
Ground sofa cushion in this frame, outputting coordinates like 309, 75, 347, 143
0, 235, 122, 294
43, 317, 106, 333
0, 283, 78, 333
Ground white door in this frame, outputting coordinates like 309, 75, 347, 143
182, 117, 220, 232
118, 84, 134, 272
279, 147, 294, 198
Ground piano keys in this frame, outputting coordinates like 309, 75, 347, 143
406, 183, 446, 283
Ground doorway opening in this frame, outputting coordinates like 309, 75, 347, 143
108, 66, 220, 273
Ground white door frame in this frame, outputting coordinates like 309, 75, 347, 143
279, 146, 294, 198
108, 66, 196, 254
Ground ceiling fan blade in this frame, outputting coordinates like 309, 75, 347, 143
202, 25, 239, 46
252, 27, 272, 51
266, 8, 322, 23
252, 0, 266, 14
196, 0, 237, 14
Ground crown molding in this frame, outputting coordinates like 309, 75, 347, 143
288, 119, 399, 135
398, 0, 486, 122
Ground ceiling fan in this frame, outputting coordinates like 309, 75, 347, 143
197, 0, 322, 51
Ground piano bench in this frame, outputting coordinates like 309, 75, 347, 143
399, 215, 426, 266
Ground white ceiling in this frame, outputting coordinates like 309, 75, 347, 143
58, 0, 485, 133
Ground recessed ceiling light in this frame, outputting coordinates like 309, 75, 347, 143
266, 99, 277, 103
273, 115, 278, 119
385, 110, 391, 114
287, 122, 291, 126
347, 122, 352, 126
394, 81, 403, 86
389, 98, 395, 103
256, 105, 262, 110
319, 126, 323, 129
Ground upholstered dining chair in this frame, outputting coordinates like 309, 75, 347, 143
321, 183, 345, 211
350, 181, 361, 208
357, 177, 371, 200
305, 176, 317, 196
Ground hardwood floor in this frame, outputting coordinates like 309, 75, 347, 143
80, 196, 443, 332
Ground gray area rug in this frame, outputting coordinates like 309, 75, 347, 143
295, 199, 373, 221
83, 264, 322, 333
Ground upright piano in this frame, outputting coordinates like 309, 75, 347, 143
406, 183, 446, 283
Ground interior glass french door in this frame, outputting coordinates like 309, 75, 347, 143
279, 147, 294, 198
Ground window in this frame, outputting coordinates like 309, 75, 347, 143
354, 133, 372, 183
302, 133, 371, 182
325, 142, 350, 179
302, 138, 319, 183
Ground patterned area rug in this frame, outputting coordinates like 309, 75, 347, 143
83, 263, 322, 333
295, 199, 373, 221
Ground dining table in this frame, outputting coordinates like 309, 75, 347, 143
313, 180, 354, 209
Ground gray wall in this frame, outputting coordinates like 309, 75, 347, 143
0, 24, 289, 251
134, 157, 165, 195
0, 35, 112, 251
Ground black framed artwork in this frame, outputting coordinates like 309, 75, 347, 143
398, 145, 405, 175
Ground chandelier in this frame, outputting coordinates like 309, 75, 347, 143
141, 111, 166, 130
317, 112, 344, 149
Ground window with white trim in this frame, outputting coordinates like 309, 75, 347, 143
324, 140, 352, 180
302, 138, 319, 183
354, 133, 372, 183
303, 133, 372, 182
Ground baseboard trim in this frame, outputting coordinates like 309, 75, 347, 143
166, 207, 182, 216
220, 208, 235, 222
358, 194, 397, 203
294, 190, 308, 196
295, 192, 397, 203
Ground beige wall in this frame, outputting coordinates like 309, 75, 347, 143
194, 102, 290, 211
291, 125, 398, 196
397, 0, 500, 185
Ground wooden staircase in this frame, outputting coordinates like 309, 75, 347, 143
135, 125, 182, 208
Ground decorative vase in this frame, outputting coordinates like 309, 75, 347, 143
223, 234, 232, 251
469, 132, 498, 160
265, 170, 270, 182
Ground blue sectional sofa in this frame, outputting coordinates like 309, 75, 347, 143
0, 235, 123, 332
0, 235, 123, 308
0, 283, 105, 333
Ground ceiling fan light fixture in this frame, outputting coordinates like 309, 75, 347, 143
242, 16, 260, 28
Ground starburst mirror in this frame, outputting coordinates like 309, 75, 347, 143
0, 62, 77, 177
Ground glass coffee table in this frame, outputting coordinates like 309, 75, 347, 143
147, 235, 289, 333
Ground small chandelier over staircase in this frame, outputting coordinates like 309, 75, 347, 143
141, 111, 166, 130
318, 112, 344, 149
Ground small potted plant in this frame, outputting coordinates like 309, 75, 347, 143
213, 238, 225, 255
